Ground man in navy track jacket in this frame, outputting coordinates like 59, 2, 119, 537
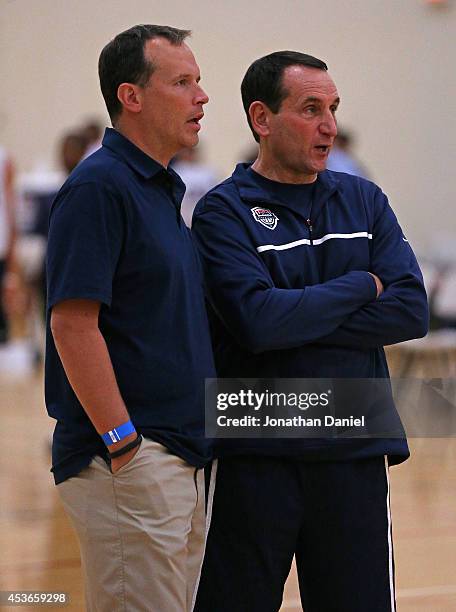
193, 51, 428, 612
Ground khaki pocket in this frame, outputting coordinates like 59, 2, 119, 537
110, 437, 145, 476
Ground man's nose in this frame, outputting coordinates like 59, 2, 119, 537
320, 111, 337, 138
195, 85, 209, 106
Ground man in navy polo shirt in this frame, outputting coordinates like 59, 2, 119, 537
193, 52, 428, 611
45, 25, 214, 611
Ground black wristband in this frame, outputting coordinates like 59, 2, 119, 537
108, 434, 142, 459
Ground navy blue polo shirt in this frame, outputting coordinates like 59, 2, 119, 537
45, 128, 216, 484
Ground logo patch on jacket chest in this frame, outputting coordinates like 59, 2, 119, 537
251, 207, 279, 230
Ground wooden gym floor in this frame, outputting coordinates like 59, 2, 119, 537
1, 348, 455, 611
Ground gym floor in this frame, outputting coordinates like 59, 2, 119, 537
1, 350, 455, 611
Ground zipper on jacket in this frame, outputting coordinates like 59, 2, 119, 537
306, 191, 315, 245
306, 218, 313, 245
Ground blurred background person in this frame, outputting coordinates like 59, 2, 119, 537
0, 145, 17, 345
30, 130, 89, 343
170, 144, 217, 226
4, 129, 90, 369
32, 129, 89, 242
326, 127, 369, 178
59, 130, 89, 176
81, 118, 104, 158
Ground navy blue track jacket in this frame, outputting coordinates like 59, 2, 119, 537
192, 163, 429, 464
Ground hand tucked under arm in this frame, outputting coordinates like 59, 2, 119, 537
368, 272, 384, 298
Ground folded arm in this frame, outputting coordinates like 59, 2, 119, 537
192, 197, 378, 354
316, 189, 428, 348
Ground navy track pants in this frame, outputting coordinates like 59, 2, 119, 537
195, 455, 396, 612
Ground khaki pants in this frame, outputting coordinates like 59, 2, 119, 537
58, 437, 206, 612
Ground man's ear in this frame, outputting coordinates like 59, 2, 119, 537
117, 83, 142, 115
249, 101, 271, 140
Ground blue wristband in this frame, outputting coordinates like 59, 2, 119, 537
102, 420, 136, 446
